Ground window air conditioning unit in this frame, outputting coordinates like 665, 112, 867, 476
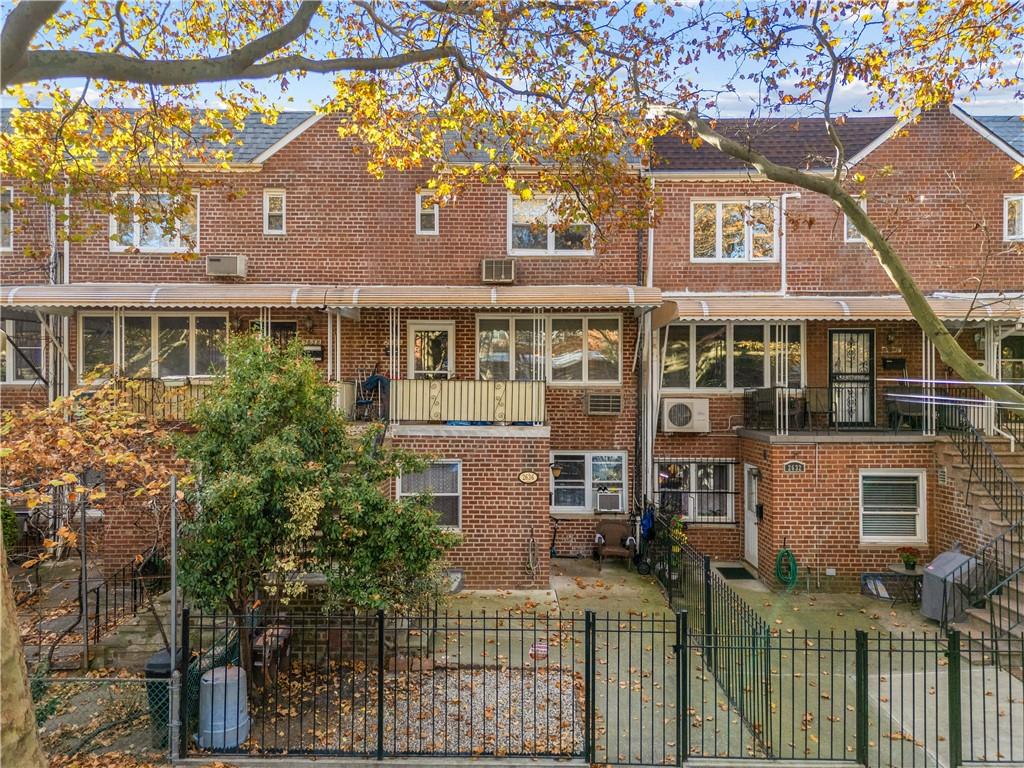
661, 397, 711, 433
586, 391, 622, 416
481, 258, 515, 284
206, 254, 248, 277
595, 491, 623, 514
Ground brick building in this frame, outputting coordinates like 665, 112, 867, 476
2, 104, 1022, 592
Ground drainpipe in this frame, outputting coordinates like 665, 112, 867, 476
634, 170, 645, 513
779, 192, 801, 296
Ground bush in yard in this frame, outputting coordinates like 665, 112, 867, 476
177, 334, 458, 674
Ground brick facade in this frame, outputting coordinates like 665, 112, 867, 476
2, 105, 1022, 589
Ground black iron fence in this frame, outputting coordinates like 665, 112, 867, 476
178, 606, 1024, 765
743, 384, 935, 433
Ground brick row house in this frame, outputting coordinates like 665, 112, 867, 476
2, 105, 1022, 597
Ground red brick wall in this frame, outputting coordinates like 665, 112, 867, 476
389, 431, 551, 590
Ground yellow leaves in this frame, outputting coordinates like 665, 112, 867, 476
634, 3, 647, 19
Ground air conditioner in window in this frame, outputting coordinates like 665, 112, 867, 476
662, 397, 710, 433
206, 254, 247, 277
586, 391, 622, 416
595, 491, 623, 514
481, 258, 515, 284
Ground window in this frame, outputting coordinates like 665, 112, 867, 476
1005, 194, 1024, 241
1000, 332, 1024, 383
263, 189, 286, 234
78, 313, 227, 381
860, 470, 927, 543
550, 316, 620, 384
0, 319, 43, 382
655, 459, 736, 523
691, 199, 777, 261
0, 188, 12, 250
550, 451, 627, 514
399, 460, 461, 528
844, 197, 867, 243
110, 192, 199, 252
477, 316, 545, 381
508, 195, 594, 256
250, 320, 298, 346
416, 191, 439, 235
408, 321, 454, 379
662, 322, 803, 391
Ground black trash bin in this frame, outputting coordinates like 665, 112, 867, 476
144, 648, 182, 748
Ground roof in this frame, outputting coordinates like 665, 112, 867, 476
651, 116, 899, 173
670, 294, 1024, 322
0, 108, 317, 164
0, 283, 664, 311
973, 115, 1024, 156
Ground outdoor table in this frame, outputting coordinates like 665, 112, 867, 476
887, 563, 925, 602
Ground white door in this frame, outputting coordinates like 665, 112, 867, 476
744, 464, 759, 568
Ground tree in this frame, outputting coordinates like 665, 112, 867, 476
0, 378, 182, 767
175, 334, 458, 683
2, 1, 1022, 403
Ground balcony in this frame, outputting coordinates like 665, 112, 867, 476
112, 377, 212, 421
388, 379, 546, 426
742, 385, 935, 435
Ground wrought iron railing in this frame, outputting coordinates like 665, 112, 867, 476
743, 384, 930, 434
113, 377, 213, 421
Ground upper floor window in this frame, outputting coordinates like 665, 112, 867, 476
1005, 194, 1024, 241
78, 313, 226, 382
416, 191, 439, 235
477, 314, 621, 385
1, 188, 12, 250
508, 195, 594, 256
0, 319, 43, 383
691, 199, 777, 261
110, 192, 198, 252
844, 197, 868, 243
263, 189, 286, 235
661, 322, 803, 391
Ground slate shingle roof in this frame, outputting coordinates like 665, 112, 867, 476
974, 114, 1024, 158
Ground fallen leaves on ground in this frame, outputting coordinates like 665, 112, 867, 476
51, 756, 237, 768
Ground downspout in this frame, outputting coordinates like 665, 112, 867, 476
634, 168, 645, 513
779, 192, 800, 296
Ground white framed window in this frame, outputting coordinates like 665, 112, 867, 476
263, 189, 286, 235
0, 187, 13, 250
691, 199, 778, 261
859, 469, 927, 544
844, 197, 868, 243
508, 194, 594, 256
399, 459, 461, 528
78, 312, 227, 382
655, 459, 736, 523
408, 321, 454, 379
661, 322, 803, 391
109, 191, 199, 252
476, 314, 622, 385
0, 318, 43, 383
1005, 194, 1024, 241
550, 451, 627, 515
415, 191, 439, 235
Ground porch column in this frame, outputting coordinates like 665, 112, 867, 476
773, 322, 789, 436
983, 321, 1001, 435
921, 330, 936, 436
643, 319, 659, 505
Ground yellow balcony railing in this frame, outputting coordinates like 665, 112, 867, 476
390, 379, 545, 425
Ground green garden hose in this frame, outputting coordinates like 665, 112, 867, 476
775, 546, 798, 589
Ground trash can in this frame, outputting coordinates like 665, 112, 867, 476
197, 665, 250, 749
144, 648, 182, 748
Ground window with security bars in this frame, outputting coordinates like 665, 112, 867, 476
399, 460, 461, 528
859, 471, 926, 543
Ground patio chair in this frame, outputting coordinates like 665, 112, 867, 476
353, 371, 386, 421
805, 388, 833, 431
594, 519, 637, 571
888, 385, 924, 432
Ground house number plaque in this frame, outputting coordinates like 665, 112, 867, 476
518, 470, 539, 484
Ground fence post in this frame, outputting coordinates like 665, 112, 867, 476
675, 610, 688, 765
168, 669, 181, 761
947, 630, 963, 768
584, 610, 595, 764
855, 630, 869, 767
702, 556, 713, 665
179, 608, 190, 758
376, 609, 385, 760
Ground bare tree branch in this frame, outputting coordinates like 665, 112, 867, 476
0, 0, 63, 75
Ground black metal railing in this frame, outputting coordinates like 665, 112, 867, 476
743, 384, 933, 433
85, 560, 169, 644
653, 458, 737, 524
112, 377, 213, 421
178, 606, 1024, 765
936, 386, 1024, 639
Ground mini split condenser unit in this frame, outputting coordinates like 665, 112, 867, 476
661, 397, 711, 433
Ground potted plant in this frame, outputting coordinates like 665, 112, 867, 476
896, 546, 921, 571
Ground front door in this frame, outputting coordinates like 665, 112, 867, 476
744, 464, 759, 568
829, 329, 875, 427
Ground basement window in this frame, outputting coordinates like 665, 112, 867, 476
859, 470, 927, 544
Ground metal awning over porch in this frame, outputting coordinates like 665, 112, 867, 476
1, 283, 665, 312
670, 293, 1024, 322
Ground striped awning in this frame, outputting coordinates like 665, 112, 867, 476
671, 294, 1024, 322
0, 283, 664, 311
